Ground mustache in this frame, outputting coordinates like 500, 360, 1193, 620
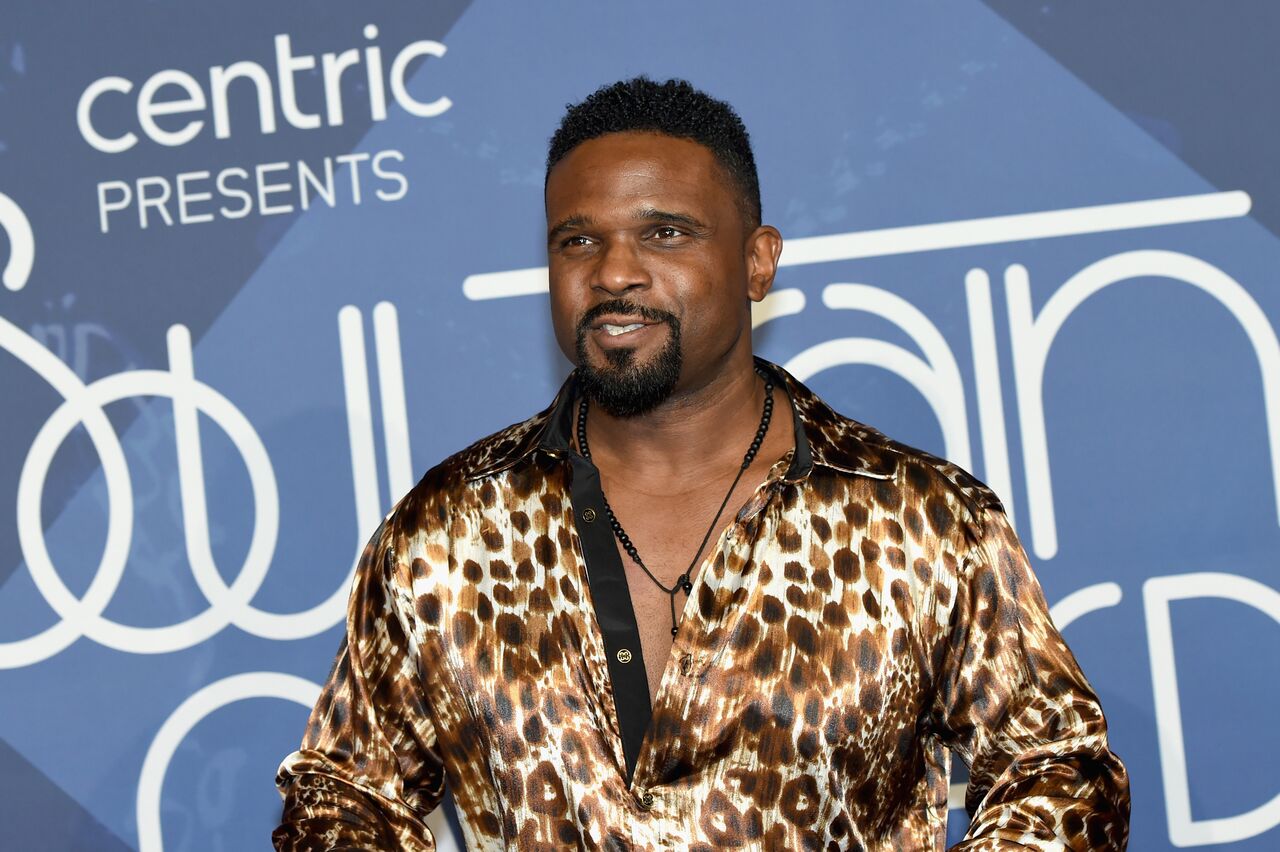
575, 299, 677, 333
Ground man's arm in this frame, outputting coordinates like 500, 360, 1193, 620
273, 515, 446, 851
930, 501, 1130, 850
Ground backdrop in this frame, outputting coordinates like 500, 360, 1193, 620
2, 2, 1278, 850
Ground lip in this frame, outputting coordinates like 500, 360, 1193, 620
590, 314, 660, 330
589, 318, 663, 348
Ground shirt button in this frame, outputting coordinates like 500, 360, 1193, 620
679, 654, 694, 676
582, 508, 597, 523
616, 648, 632, 664
640, 791, 655, 809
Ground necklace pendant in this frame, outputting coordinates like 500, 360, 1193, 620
670, 626, 679, 637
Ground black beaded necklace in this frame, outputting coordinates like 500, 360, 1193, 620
576, 366, 775, 637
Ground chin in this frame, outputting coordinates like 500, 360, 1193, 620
577, 342, 682, 418
596, 344, 642, 370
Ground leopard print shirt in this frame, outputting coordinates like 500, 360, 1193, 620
273, 360, 1129, 851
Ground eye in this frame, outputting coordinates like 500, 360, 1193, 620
653, 225, 684, 240
561, 234, 593, 249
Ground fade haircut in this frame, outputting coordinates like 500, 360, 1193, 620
546, 77, 762, 229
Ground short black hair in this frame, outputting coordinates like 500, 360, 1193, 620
546, 77, 762, 229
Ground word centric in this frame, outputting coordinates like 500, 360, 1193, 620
77, 25, 449, 154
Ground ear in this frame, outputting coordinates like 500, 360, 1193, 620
745, 225, 783, 302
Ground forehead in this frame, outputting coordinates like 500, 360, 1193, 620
545, 131, 737, 219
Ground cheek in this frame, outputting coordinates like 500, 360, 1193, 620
672, 267, 749, 341
547, 283, 581, 357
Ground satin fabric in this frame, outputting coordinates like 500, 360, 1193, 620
273, 360, 1129, 850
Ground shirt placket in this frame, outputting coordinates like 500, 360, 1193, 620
564, 452, 654, 784
632, 459, 789, 814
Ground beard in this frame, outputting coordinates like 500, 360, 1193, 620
575, 299, 682, 418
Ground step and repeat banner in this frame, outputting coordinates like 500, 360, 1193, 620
2, 2, 1277, 850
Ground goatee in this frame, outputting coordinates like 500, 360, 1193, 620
575, 300, 682, 418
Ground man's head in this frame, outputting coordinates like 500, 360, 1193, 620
547, 78, 762, 231
544, 78, 782, 418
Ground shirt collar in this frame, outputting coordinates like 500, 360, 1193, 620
465, 357, 899, 482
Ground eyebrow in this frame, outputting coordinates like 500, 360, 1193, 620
547, 214, 592, 245
636, 207, 707, 231
546, 207, 709, 245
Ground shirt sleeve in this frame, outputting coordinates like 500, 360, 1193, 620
930, 502, 1130, 850
273, 514, 446, 851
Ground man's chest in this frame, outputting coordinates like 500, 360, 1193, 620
410, 464, 954, 794
599, 474, 774, 701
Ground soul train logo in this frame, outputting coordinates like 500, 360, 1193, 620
3, 189, 1280, 848
79, 25, 448, 232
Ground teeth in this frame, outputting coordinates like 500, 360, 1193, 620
602, 323, 644, 336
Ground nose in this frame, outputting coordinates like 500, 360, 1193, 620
591, 238, 650, 297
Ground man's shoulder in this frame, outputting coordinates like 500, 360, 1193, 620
394, 404, 554, 512
784, 363, 1001, 525
887, 428, 1000, 514
441, 407, 553, 481
821, 405, 1003, 525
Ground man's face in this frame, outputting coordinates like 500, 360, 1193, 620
545, 131, 775, 417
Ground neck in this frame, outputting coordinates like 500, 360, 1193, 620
578, 353, 770, 483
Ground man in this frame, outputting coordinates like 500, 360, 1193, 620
274, 77, 1129, 850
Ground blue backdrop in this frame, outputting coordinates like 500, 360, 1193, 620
2, 2, 1278, 849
